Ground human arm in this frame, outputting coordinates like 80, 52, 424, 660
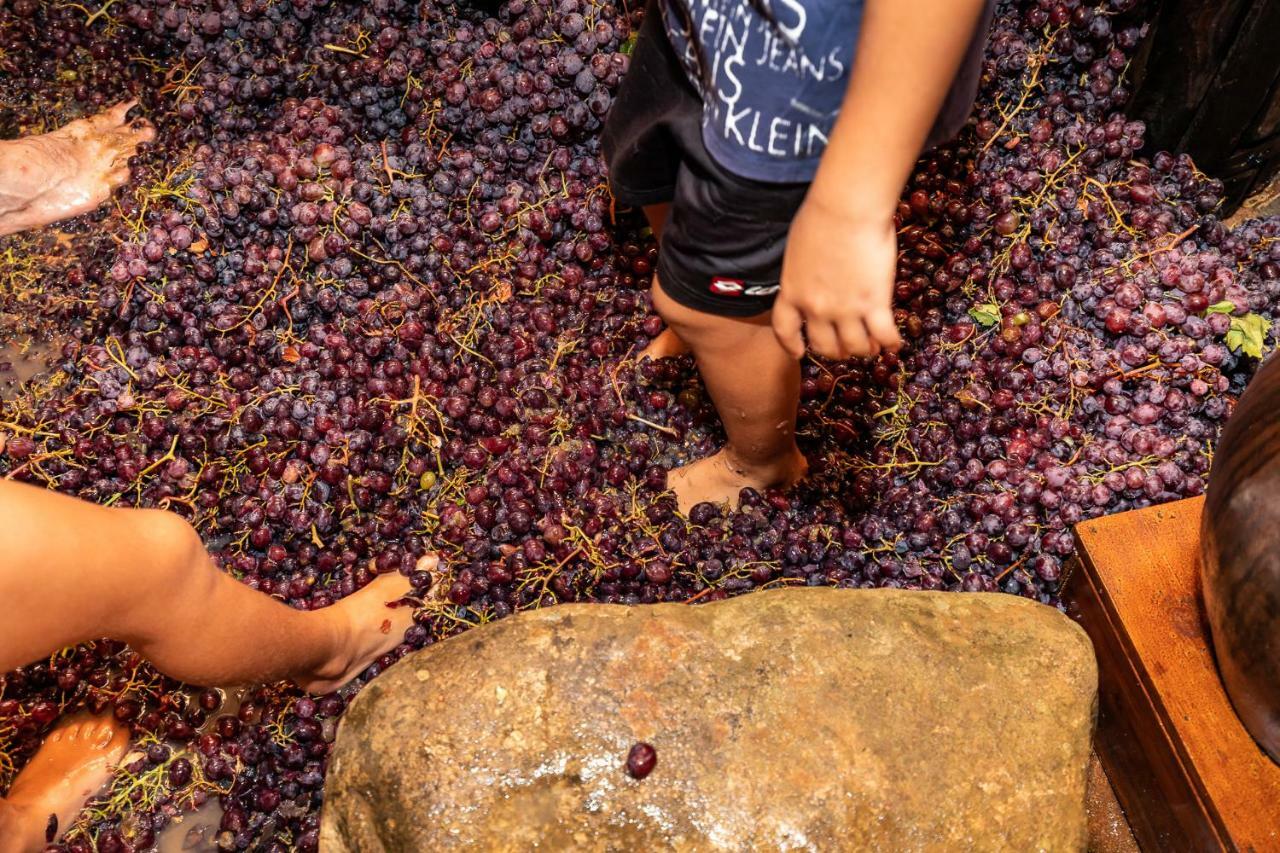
772, 0, 988, 360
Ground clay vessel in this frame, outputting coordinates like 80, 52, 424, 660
1202, 353, 1280, 764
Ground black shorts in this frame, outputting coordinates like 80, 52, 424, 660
601, 2, 808, 318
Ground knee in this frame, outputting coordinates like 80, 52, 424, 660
130, 508, 206, 585
650, 274, 705, 334
108, 509, 211, 644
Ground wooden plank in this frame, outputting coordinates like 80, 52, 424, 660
1066, 497, 1280, 852
1216, 135, 1280, 209
1127, 0, 1280, 210
1065, 556, 1221, 850
1219, 137, 1280, 176
1220, 170, 1263, 214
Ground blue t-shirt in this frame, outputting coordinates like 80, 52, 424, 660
662, 0, 994, 183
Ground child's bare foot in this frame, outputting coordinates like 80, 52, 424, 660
0, 714, 130, 852
299, 567, 422, 694
0, 101, 155, 237
668, 447, 807, 515
638, 327, 689, 360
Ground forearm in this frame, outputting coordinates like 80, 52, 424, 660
774, 0, 984, 357
808, 0, 987, 217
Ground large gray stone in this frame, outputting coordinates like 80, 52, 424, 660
321, 589, 1097, 852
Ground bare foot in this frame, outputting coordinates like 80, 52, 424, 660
299, 567, 421, 694
0, 101, 156, 237
668, 447, 808, 515
638, 327, 689, 361
0, 714, 130, 852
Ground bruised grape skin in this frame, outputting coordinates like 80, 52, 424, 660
0, 0, 1278, 847
626, 742, 657, 779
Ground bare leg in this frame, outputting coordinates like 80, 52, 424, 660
643, 202, 670, 243
0, 101, 155, 238
0, 715, 130, 853
651, 277, 807, 513
638, 203, 689, 360
0, 481, 420, 693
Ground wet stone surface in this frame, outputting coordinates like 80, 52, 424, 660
321, 588, 1097, 852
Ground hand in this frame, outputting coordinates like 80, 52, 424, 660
772, 195, 903, 360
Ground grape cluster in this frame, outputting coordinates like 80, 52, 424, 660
1, 0, 1278, 848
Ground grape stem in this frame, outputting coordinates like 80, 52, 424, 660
625, 413, 678, 437
994, 553, 1029, 583
58, 0, 120, 27
380, 140, 395, 187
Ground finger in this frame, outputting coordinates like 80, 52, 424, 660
864, 307, 903, 353
863, 320, 882, 359
771, 300, 807, 360
805, 320, 844, 360
836, 318, 873, 359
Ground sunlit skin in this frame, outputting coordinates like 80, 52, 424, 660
0, 482, 423, 849
0, 716, 130, 853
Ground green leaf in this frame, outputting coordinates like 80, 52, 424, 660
620, 34, 638, 55
968, 303, 1001, 327
1206, 301, 1236, 315
1225, 313, 1272, 359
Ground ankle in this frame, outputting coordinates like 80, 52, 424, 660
721, 445, 804, 483
299, 607, 357, 691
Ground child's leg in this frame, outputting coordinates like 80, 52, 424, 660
0, 481, 418, 693
644, 203, 669, 241
652, 277, 806, 513
0, 715, 130, 853
639, 203, 690, 361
